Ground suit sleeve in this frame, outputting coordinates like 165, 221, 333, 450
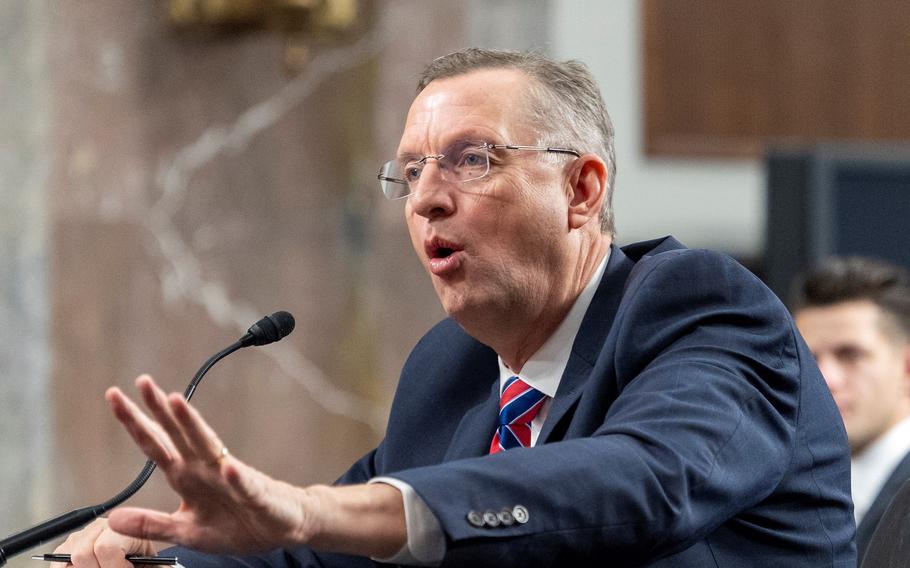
388, 249, 803, 566
334, 446, 381, 485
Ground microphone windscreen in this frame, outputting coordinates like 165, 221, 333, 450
246, 311, 296, 346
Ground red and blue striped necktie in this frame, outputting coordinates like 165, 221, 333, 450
490, 376, 547, 454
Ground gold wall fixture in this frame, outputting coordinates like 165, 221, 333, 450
167, 0, 362, 69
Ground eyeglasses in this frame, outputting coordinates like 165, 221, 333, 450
377, 140, 580, 199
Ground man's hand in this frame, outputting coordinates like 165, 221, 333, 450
53, 374, 407, 566
51, 517, 157, 567
53, 375, 406, 565
97, 374, 316, 555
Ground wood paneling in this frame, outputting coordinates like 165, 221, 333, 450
643, 1, 910, 157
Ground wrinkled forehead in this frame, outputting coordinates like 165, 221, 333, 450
397, 69, 539, 156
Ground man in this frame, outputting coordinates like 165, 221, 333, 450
792, 257, 910, 564
55, 48, 854, 566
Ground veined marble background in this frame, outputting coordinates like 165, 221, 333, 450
0, 0, 53, 546
0, 1, 547, 565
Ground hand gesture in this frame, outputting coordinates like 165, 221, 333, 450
102, 375, 314, 555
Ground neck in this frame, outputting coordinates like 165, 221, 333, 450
852, 408, 910, 457
469, 236, 611, 372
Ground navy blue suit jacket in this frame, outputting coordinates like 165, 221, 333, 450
856, 450, 910, 564
170, 237, 855, 567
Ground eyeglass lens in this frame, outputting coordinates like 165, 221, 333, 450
379, 141, 491, 199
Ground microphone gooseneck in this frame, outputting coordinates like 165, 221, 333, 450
0, 311, 296, 566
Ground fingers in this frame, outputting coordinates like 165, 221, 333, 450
135, 376, 195, 461
106, 375, 227, 469
108, 507, 178, 544
136, 375, 225, 466
53, 517, 149, 568
168, 394, 225, 465
93, 526, 155, 567
105, 385, 175, 466
56, 518, 105, 568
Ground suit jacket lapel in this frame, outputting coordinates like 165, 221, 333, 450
444, 374, 501, 461
444, 237, 684, 455
857, 450, 910, 558
538, 245, 636, 444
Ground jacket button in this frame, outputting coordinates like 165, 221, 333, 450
497, 508, 515, 526
512, 505, 530, 524
467, 510, 484, 527
482, 510, 501, 527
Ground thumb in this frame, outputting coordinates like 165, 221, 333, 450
93, 523, 158, 566
108, 507, 179, 543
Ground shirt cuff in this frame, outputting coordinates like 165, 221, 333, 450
368, 476, 446, 566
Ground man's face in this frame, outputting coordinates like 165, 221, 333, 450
795, 300, 910, 454
398, 69, 575, 326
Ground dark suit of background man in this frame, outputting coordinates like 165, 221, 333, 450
57, 48, 855, 567
792, 257, 910, 566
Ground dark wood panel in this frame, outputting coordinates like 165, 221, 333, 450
643, 0, 910, 157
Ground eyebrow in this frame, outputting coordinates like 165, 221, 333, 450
396, 132, 501, 160
395, 150, 424, 163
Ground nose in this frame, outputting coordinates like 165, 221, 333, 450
408, 160, 456, 220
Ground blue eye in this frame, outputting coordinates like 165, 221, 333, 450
462, 152, 483, 167
404, 165, 422, 182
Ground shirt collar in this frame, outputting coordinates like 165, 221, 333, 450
498, 250, 611, 397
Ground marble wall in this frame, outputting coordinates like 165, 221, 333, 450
0, 0, 53, 543
0, 1, 549, 564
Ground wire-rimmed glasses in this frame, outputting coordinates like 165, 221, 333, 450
377, 140, 580, 199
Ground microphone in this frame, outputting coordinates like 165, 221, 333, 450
240, 310, 295, 347
0, 311, 296, 566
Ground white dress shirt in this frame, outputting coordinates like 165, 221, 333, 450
371, 251, 610, 565
851, 416, 910, 524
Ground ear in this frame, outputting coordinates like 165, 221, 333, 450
565, 154, 608, 230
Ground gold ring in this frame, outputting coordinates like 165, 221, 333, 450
210, 445, 229, 466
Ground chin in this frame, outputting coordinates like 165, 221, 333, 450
439, 297, 469, 320
433, 280, 467, 311
439, 293, 482, 325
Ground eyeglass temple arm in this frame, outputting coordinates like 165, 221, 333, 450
378, 175, 409, 188
486, 143, 580, 157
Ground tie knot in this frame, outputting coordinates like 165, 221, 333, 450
490, 376, 548, 454
499, 376, 546, 425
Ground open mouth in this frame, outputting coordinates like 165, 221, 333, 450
426, 237, 463, 260
424, 237, 465, 275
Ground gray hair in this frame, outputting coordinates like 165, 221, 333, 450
416, 48, 617, 236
